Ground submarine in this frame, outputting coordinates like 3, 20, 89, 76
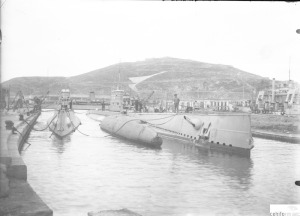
100, 115, 163, 148
48, 89, 81, 138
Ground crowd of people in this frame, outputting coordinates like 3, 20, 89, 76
126, 94, 183, 113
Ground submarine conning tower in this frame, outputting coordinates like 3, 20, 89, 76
110, 89, 124, 112
60, 89, 71, 109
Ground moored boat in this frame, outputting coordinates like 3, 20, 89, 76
88, 72, 254, 156
48, 89, 81, 138
48, 109, 81, 138
128, 112, 254, 156
100, 115, 163, 148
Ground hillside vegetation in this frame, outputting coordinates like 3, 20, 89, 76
2, 57, 272, 100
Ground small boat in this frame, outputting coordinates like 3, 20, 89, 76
48, 89, 81, 138
100, 115, 163, 148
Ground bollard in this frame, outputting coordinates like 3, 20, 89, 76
19, 114, 24, 121
5, 120, 14, 130
12, 126, 17, 134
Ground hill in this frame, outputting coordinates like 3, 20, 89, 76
1, 57, 271, 100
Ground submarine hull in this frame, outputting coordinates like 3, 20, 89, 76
100, 115, 163, 148
128, 112, 253, 157
48, 109, 81, 138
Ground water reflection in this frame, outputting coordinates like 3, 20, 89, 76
21, 111, 299, 216
108, 135, 162, 151
163, 139, 253, 190
51, 135, 71, 154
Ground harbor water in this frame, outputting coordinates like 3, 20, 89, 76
21, 111, 300, 216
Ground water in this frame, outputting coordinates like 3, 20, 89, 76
21, 111, 300, 216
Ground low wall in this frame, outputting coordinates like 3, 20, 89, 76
43, 104, 103, 110
6, 113, 40, 180
0, 111, 53, 216
252, 130, 300, 144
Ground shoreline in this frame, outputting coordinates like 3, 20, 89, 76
252, 130, 299, 143
251, 113, 299, 143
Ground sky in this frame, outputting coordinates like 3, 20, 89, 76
1, 0, 300, 83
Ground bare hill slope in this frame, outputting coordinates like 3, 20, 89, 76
2, 57, 271, 99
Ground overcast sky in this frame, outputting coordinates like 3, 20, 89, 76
1, 0, 300, 83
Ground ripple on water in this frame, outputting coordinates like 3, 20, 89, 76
21, 111, 300, 216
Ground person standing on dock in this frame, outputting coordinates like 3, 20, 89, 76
101, 100, 105, 111
134, 97, 139, 112
174, 94, 180, 113
138, 99, 143, 112
69, 99, 73, 110
33, 96, 41, 112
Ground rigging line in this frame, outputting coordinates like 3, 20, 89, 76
101, 115, 177, 137
147, 114, 177, 126
139, 114, 177, 121
22, 113, 58, 131
99, 118, 141, 138
12, 126, 32, 151
66, 110, 89, 136
76, 128, 89, 136
49, 110, 60, 138
112, 118, 141, 135
98, 125, 112, 138
23, 142, 32, 151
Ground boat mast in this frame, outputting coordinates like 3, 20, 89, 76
117, 60, 121, 90
289, 56, 291, 81
8, 85, 10, 110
